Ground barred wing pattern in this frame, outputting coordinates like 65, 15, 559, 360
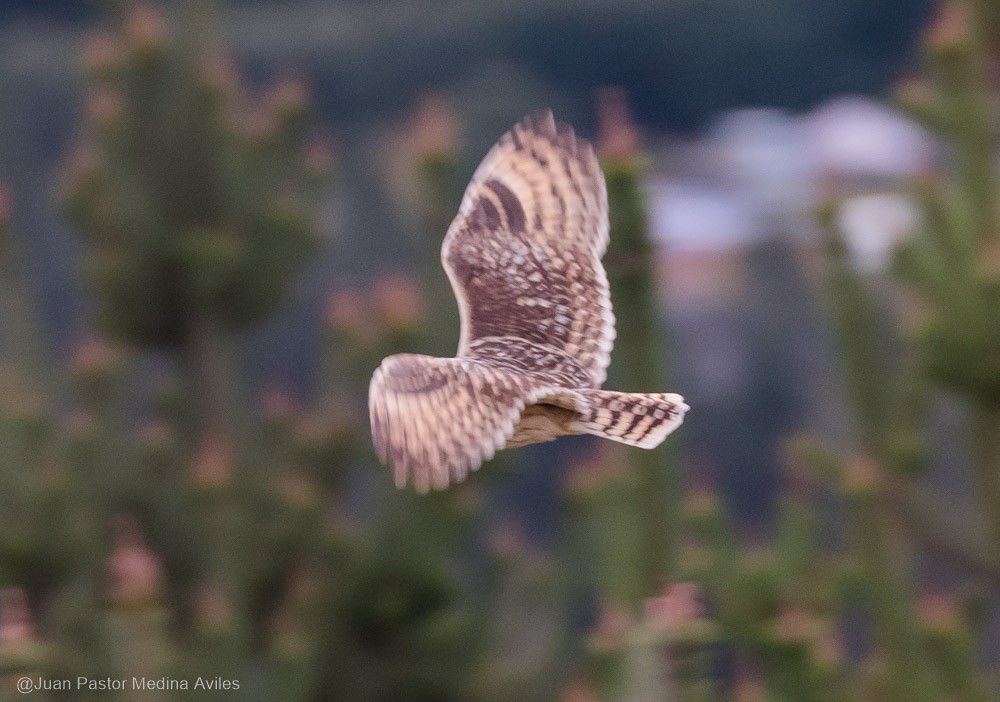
442, 111, 615, 387
369, 353, 584, 493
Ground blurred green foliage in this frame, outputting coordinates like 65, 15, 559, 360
3, 1, 1000, 701
61, 2, 327, 347
2, 3, 568, 700
658, 1, 1000, 699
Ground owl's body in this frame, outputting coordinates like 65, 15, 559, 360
370, 111, 687, 492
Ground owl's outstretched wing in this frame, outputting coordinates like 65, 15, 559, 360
441, 111, 615, 387
370, 353, 585, 492
370, 354, 525, 493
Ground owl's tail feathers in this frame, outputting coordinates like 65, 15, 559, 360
569, 390, 688, 449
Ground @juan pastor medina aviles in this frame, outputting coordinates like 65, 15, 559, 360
18, 676, 240, 692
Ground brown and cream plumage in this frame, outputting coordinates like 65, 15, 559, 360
369, 111, 688, 492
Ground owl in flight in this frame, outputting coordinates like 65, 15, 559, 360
369, 111, 688, 492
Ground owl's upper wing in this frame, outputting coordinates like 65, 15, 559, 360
370, 354, 524, 492
441, 111, 615, 387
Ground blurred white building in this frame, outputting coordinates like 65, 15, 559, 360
804, 95, 934, 182
650, 94, 937, 287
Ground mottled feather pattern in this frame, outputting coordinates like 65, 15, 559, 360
442, 111, 615, 386
369, 111, 688, 492
467, 337, 593, 388
370, 353, 585, 492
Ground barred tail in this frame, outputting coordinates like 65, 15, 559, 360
570, 390, 688, 449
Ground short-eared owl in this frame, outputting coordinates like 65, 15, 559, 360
370, 111, 688, 492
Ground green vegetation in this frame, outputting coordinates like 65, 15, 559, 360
2, 1, 1000, 700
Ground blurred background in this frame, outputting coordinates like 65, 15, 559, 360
7, 0, 1000, 699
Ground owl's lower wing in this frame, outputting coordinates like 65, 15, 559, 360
369, 354, 530, 493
